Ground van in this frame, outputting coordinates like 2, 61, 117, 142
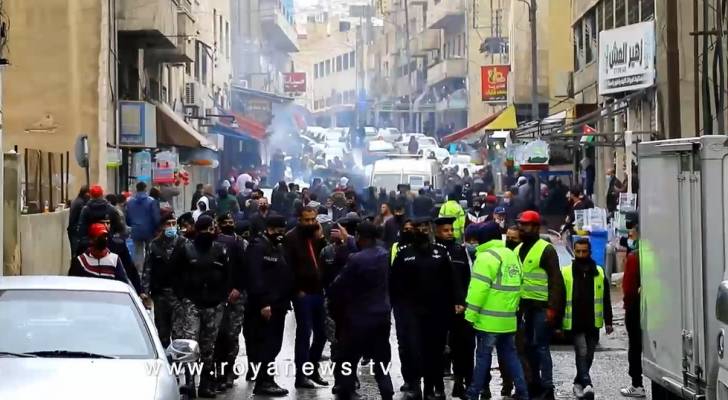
369, 155, 443, 193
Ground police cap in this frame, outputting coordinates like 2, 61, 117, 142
433, 216, 456, 226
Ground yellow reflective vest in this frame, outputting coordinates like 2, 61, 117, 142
561, 264, 605, 330
439, 200, 466, 240
465, 240, 523, 333
515, 239, 550, 301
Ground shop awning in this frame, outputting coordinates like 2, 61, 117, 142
213, 112, 267, 141
156, 102, 216, 150
441, 105, 517, 144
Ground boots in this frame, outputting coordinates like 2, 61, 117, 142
310, 363, 330, 386
254, 379, 289, 397
198, 374, 217, 398
451, 376, 466, 399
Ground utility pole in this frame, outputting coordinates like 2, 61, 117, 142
403, 0, 414, 132
528, 0, 538, 121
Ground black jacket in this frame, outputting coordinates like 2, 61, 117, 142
383, 217, 404, 248
247, 235, 294, 310
412, 195, 435, 218
77, 199, 123, 240
284, 227, 327, 295
320, 237, 358, 293
142, 235, 186, 295
172, 240, 231, 307
215, 234, 248, 293
67, 196, 87, 236
569, 258, 613, 333
436, 238, 470, 305
332, 245, 392, 325
390, 242, 461, 315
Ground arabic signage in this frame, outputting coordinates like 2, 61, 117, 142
481, 65, 510, 103
119, 101, 157, 148
283, 72, 306, 93
598, 21, 655, 95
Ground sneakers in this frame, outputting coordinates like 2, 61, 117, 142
573, 383, 585, 398
295, 376, 316, 389
620, 386, 647, 398
254, 381, 289, 397
582, 385, 595, 399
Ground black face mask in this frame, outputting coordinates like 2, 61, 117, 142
413, 232, 430, 246
399, 231, 415, 245
195, 232, 216, 247
267, 232, 284, 244
394, 214, 405, 222
505, 240, 520, 250
220, 226, 235, 235
521, 231, 539, 243
574, 256, 592, 265
93, 237, 108, 250
438, 237, 455, 247
299, 224, 317, 237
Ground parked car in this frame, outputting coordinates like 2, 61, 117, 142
0, 276, 192, 399
363, 140, 396, 165
377, 127, 402, 142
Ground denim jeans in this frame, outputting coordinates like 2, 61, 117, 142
466, 331, 529, 400
573, 330, 599, 386
293, 293, 327, 374
521, 307, 554, 390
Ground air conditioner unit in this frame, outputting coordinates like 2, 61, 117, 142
239, 79, 249, 89
184, 82, 197, 105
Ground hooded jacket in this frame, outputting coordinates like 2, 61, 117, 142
126, 192, 161, 241
77, 199, 123, 240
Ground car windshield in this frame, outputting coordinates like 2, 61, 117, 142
372, 173, 402, 191
0, 289, 155, 359
407, 175, 425, 187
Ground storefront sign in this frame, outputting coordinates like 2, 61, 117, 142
481, 65, 510, 103
119, 101, 157, 148
598, 21, 655, 95
283, 72, 306, 93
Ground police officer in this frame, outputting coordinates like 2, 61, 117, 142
213, 214, 248, 391
246, 215, 294, 397
330, 221, 395, 400
433, 216, 473, 399
391, 217, 465, 400
514, 211, 565, 400
464, 222, 528, 400
171, 215, 232, 398
321, 215, 360, 394
390, 218, 415, 265
141, 214, 186, 348
390, 217, 415, 393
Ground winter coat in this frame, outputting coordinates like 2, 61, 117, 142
125, 192, 161, 242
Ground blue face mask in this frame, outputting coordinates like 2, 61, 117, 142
164, 227, 178, 239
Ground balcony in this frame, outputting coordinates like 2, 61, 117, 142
260, 0, 299, 52
427, 58, 466, 86
413, 30, 441, 57
154, 7, 195, 62
427, 0, 466, 30
117, 0, 178, 48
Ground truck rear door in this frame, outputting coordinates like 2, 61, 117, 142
640, 141, 705, 397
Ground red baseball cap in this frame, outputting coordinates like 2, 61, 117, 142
88, 223, 108, 239
89, 185, 104, 199
517, 210, 542, 225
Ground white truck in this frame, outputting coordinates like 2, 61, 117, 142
638, 135, 728, 400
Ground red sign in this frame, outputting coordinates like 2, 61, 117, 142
283, 72, 306, 93
481, 65, 510, 103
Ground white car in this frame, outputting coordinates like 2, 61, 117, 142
419, 147, 451, 163
377, 127, 401, 142
0, 276, 192, 400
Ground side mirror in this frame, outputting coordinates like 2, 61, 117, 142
166, 339, 200, 363
717, 281, 728, 324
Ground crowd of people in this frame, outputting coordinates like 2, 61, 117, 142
62, 169, 644, 400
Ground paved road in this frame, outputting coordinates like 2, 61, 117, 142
216, 288, 647, 400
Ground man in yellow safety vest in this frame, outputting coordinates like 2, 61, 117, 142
561, 238, 613, 400
438, 187, 466, 241
463, 222, 528, 400
514, 211, 565, 400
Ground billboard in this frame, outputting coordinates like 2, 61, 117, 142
598, 21, 655, 95
283, 72, 306, 93
481, 65, 510, 103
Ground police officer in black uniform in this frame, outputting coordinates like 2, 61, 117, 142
213, 213, 248, 391
433, 216, 473, 399
391, 217, 465, 400
246, 215, 294, 397
171, 215, 232, 398
141, 213, 186, 348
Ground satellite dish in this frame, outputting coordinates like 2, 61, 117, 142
74, 135, 89, 168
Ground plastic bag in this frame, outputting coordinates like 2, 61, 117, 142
516, 140, 550, 164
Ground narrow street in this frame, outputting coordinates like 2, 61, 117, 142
219, 288, 644, 400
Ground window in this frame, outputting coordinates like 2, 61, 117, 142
596, 2, 602, 36
585, 10, 595, 64
444, 43, 449, 58
574, 23, 583, 70
336, 55, 342, 71
343, 53, 349, 70
605, 0, 614, 29
615, 0, 625, 27
641, 0, 654, 20
219, 15, 224, 52
627, 0, 639, 24
325, 60, 331, 75
225, 22, 230, 59
314, 64, 319, 79
350, 51, 356, 68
